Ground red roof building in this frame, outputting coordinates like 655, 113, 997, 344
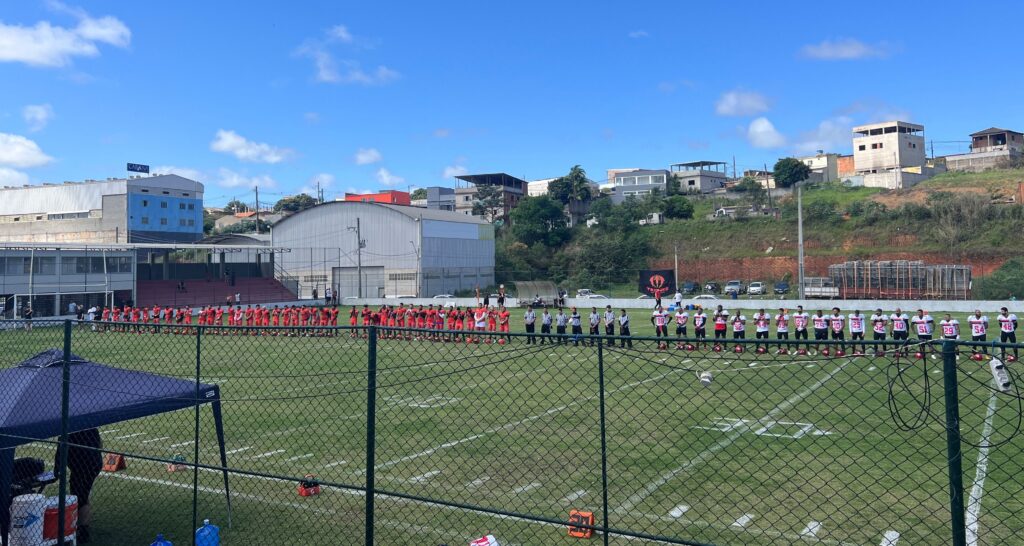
343, 190, 411, 205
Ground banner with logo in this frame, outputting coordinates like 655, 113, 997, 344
638, 269, 676, 300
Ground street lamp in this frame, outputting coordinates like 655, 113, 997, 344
409, 240, 421, 297
796, 181, 807, 300
346, 219, 364, 298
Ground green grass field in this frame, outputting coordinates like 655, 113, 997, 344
5, 318, 1024, 545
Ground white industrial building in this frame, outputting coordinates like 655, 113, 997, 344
271, 201, 494, 298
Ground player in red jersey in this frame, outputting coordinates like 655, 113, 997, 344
487, 306, 498, 333
498, 306, 511, 343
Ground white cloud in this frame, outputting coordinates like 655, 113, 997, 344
328, 25, 353, 43
793, 116, 854, 154
216, 168, 276, 189
375, 168, 404, 186
801, 38, 890, 60
0, 3, 130, 67
299, 173, 335, 196
628, 30, 649, 39
210, 129, 293, 164
747, 117, 786, 148
715, 90, 770, 117
303, 112, 320, 124
0, 133, 53, 168
345, 186, 372, 195
433, 128, 450, 138
295, 26, 399, 85
0, 167, 30, 186
443, 165, 468, 179
354, 147, 382, 165
22, 104, 55, 131
152, 165, 205, 181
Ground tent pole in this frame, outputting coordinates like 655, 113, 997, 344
212, 399, 232, 527
1, 450, 13, 546
57, 320, 72, 545
192, 326, 202, 538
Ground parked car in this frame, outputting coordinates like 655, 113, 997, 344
586, 294, 609, 299
432, 294, 454, 299
747, 281, 765, 295
703, 281, 721, 294
692, 294, 719, 301
773, 281, 790, 295
724, 280, 746, 295
576, 289, 596, 298
681, 281, 699, 295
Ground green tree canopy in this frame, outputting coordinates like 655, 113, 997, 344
273, 193, 318, 213
547, 165, 593, 206
773, 157, 812, 188
410, 188, 427, 200
471, 184, 505, 221
509, 195, 570, 247
663, 195, 695, 219
224, 199, 248, 213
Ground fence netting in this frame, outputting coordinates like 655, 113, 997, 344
2, 321, 1024, 545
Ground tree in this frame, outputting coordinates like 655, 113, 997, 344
215, 219, 270, 235
471, 184, 504, 221
667, 175, 681, 195
773, 157, 812, 188
273, 193, 318, 213
547, 165, 593, 206
202, 211, 216, 234
410, 188, 427, 200
509, 196, 570, 247
547, 177, 573, 205
663, 195, 694, 219
225, 199, 248, 214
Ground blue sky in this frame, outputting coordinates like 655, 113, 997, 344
1, 1, 1022, 206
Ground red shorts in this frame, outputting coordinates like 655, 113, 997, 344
500, 325, 509, 332
455, 321, 463, 330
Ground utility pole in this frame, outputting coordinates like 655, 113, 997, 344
673, 243, 679, 287
764, 162, 773, 211
732, 156, 737, 179
797, 182, 806, 299
348, 219, 364, 298
254, 186, 260, 234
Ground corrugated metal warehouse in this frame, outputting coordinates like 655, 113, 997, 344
271, 201, 494, 298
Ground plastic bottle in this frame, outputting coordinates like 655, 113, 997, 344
195, 519, 221, 546
150, 534, 173, 546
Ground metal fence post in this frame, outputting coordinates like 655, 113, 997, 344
597, 342, 610, 546
192, 326, 203, 546
942, 339, 967, 546
57, 320, 71, 545
365, 325, 378, 546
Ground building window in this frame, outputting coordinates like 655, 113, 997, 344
35, 215, 43, 220
142, 200, 149, 207
141, 189, 149, 193
32, 257, 56, 275
162, 191, 169, 195
183, 193, 190, 197
187, 203, 194, 210
188, 219, 195, 226
160, 218, 168, 225
179, 219, 187, 226
879, 142, 884, 149
141, 216, 149, 225
160, 201, 168, 208
688, 180, 696, 186
13, 217, 19, 222
179, 203, 185, 210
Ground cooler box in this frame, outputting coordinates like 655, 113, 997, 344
42, 495, 77, 546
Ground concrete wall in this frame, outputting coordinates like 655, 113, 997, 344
944, 149, 1020, 173
854, 133, 926, 172
0, 194, 127, 243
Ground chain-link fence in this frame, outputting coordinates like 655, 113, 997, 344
2, 321, 1024, 545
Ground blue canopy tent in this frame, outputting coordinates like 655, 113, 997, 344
1, 349, 231, 546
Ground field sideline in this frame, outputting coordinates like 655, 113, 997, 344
4, 318, 1023, 545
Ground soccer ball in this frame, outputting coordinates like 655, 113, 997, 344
733, 345, 744, 354
971, 353, 985, 361
822, 348, 830, 357
914, 352, 925, 360
498, 338, 506, 345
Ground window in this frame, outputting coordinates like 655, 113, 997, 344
183, 193, 190, 197
179, 203, 186, 210
36, 215, 43, 221
160, 218, 168, 225
141, 189, 149, 193
879, 142, 884, 149
6, 257, 28, 275
187, 204, 194, 210
13, 217, 19, 222
162, 191, 169, 195
179, 219, 187, 226
32, 257, 56, 275
141, 216, 149, 225
858, 145, 866, 151
142, 199, 149, 207
160, 201, 168, 208
188, 219, 195, 226
909, 142, 916, 148
688, 180, 696, 186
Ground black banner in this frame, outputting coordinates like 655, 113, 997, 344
127, 163, 150, 173
638, 269, 676, 300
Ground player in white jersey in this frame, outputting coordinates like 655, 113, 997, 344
890, 308, 910, 357
752, 308, 770, 352
674, 307, 690, 349
967, 309, 988, 357
848, 310, 866, 354
869, 309, 888, 353
829, 307, 846, 352
692, 307, 708, 347
811, 310, 829, 354
998, 307, 1019, 361
603, 305, 616, 347
774, 307, 790, 353
911, 309, 935, 358
651, 306, 669, 339
731, 311, 747, 338
940, 313, 960, 357
588, 307, 601, 346
792, 305, 810, 353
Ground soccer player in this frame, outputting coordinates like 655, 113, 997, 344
940, 313, 960, 356
869, 309, 888, 354
524, 305, 537, 344
828, 307, 846, 352
890, 308, 910, 356
570, 307, 583, 346
713, 306, 728, 342
792, 305, 810, 353
774, 308, 789, 353
811, 310, 828, 354
967, 309, 988, 356
753, 308, 770, 352
674, 306, 689, 349
474, 304, 489, 340
912, 309, 935, 358
589, 307, 601, 346
730, 311, 747, 352
487, 306, 498, 335
498, 306, 511, 343
618, 309, 633, 348
540, 306, 553, 344
692, 306, 708, 348
555, 308, 569, 344
603, 305, 616, 347
848, 310, 866, 355
651, 305, 669, 341
997, 307, 1019, 361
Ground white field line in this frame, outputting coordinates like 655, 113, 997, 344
169, 440, 194, 448
99, 429, 119, 435
801, 521, 823, 537
285, 453, 314, 462
251, 449, 285, 459
732, 513, 754, 528
358, 370, 681, 475
225, 446, 253, 455
880, 530, 900, 545
114, 432, 146, 440
668, 505, 689, 518
409, 470, 441, 483
561, 490, 587, 503
967, 392, 999, 546
141, 436, 171, 444
466, 476, 490, 488
511, 482, 542, 494
324, 460, 348, 469
615, 361, 849, 513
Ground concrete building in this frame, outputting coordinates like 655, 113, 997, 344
837, 154, 856, 178
343, 190, 411, 205
944, 127, 1024, 172
669, 161, 729, 194
453, 173, 526, 219
0, 245, 136, 318
425, 186, 455, 211
798, 152, 840, 183
271, 201, 494, 298
527, 178, 557, 197
743, 169, 777, 189
214, 211, 283, 231
0, 174, 204, 244
610, 169, 670, 204
852, 121, 931, 189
